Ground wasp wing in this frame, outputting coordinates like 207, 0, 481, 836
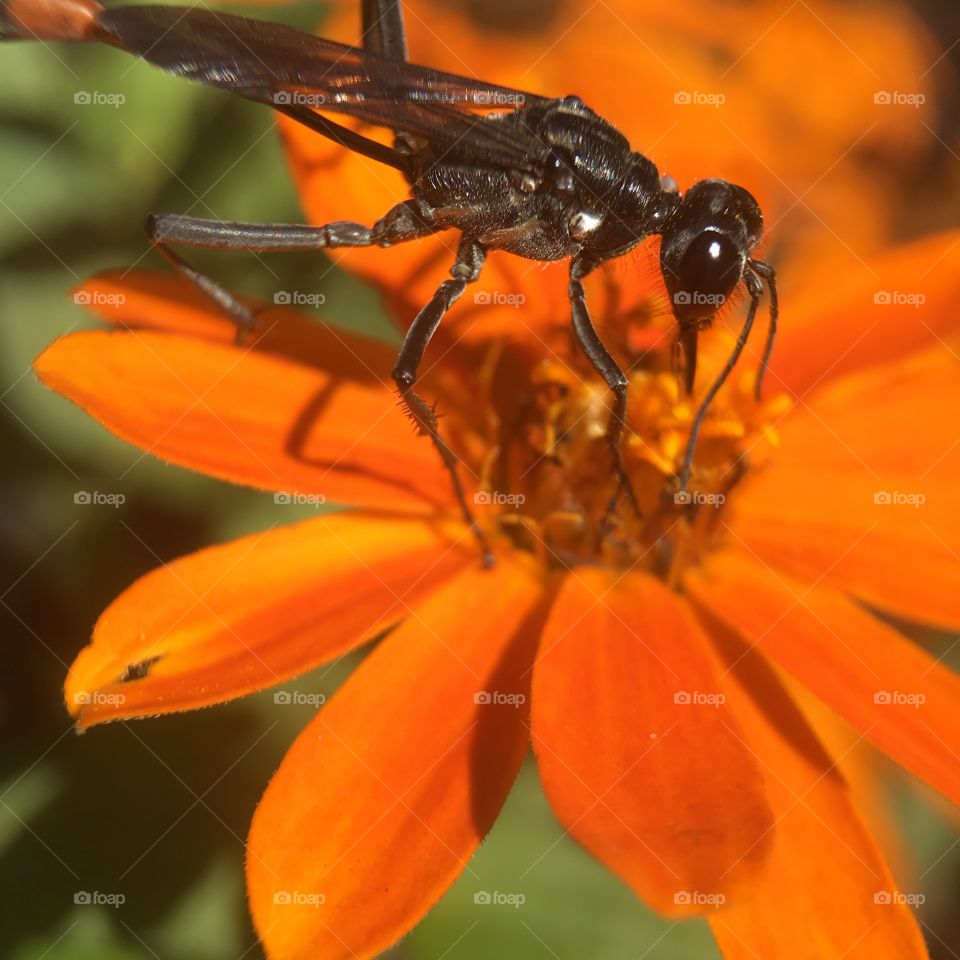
95, 5, 553, 171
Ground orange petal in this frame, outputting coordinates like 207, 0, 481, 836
72, 270, 484, 434
686, 550, 960, 805
34, 330, 452, 513
728, 344, 960, 630
779, 680, 920, 890
531, 569, 773, 916
247, 558, 547, 960
73, 270, 397, 383
65, 513, 473, 727
701, 614, 927, 959
771, 231, 960, 398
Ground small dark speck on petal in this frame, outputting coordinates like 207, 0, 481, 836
119, 655, 163, 683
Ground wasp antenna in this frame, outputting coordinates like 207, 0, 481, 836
0, 0, 102, 40
678, 271, 763, 493
750, 260, 778, 402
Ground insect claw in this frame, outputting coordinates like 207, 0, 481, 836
233, 320, 257, 347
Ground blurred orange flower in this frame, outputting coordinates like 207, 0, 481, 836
33, 1, 960, 959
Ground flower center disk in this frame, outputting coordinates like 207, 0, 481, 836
475, 329, 790, 576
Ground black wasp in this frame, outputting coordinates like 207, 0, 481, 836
1, 0, 778, 564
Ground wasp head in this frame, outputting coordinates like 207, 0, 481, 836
660, 179, 763, 325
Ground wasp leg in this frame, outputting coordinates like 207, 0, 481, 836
750, 259, 778, 401
392, 237, 494, 566
568, 255, 640, 522
144, 200, 437, 342
361, 0, 406, 60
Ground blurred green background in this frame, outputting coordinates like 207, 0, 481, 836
2, 1, 960, 958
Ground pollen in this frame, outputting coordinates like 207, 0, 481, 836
474, 326, 791, 575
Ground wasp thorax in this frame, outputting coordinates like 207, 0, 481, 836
569, 210, 603, 240
511, 171, 541, 193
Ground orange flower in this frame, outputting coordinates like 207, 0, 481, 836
29, 1, 959, 959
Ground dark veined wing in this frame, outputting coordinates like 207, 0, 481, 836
94, 5, 554, 171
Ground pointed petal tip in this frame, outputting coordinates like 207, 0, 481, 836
532, 569, 775, 918
247, 559, 547, 960
63, 513, 474, 728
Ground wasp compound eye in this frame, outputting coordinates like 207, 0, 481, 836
668, 229, 744, 322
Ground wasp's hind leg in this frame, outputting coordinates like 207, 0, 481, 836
146, 240, 262, 343
361, 0, 406, 60
568, 255, 641, 528
144, 200, 436, 344
392, 237, 494, 566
